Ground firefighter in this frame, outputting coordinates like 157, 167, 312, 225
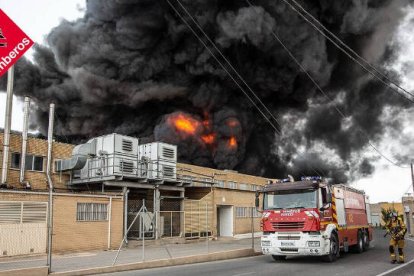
385, 212, 407, 263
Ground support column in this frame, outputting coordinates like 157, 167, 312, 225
180, 190, 185, 238
154, 186, 161, 239
123, 187, 129, 244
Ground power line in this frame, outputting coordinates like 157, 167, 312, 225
171, 0, 284, 133
167, 0, 325, 178
280, 0, 414, 103
245, 0, 410, 169
165, 0, 281, 135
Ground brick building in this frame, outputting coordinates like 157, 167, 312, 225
177, 163, 267, 237
369, 202, 404, 227
0, 131, 123, 256
0, 131, 271, 257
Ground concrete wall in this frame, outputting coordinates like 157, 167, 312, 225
0, 191, 123, 253
0, 132, 74, 191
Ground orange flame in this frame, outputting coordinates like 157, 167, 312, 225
201, 133, 216, 144
229, 136, 237, 147
171, 114, 200, 134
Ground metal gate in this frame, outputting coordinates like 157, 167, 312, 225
159, 198, 182, 238
127, 197, 183, 239
0, 201, 47, 256
127, 199, 155, 239
184, 199, 213, 238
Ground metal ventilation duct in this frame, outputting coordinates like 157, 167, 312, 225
55, 139, 96, 172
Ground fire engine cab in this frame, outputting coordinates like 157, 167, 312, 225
256, 176, 373, 262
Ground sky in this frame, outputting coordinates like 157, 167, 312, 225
0, 1, 413, 203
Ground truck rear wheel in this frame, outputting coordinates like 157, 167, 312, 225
363, 230, 370, 251
322, 233, 338, 262
352, 230, 364, 253
272, 255, 287, 261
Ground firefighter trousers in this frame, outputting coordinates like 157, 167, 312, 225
389, 239, 405, 263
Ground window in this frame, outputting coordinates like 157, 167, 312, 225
215, 180, 225, 188
236, 207, 261, 218
227, 181, 237, 189
77, 203, 108, 221
239, 183, 250, 191
10, 153, 44, 172
264, 190, 317, 210
32, 156, 44, 171
236, 207, 248, 218
11, 153, 21, 169
252, 208, 261, 218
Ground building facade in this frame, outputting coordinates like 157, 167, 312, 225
369, 202, 404, 227
0, 131, 271, 257
0, 131, 123, 256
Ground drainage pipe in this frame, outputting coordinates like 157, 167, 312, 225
20, 97, 30, 186
46, 103, 55, 273
1, 65, 14, 185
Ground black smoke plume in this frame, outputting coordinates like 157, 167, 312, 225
1, 0, 412, 182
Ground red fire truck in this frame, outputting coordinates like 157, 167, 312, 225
256, 177, 373, 262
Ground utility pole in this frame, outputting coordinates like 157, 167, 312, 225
411, 162, 414, 195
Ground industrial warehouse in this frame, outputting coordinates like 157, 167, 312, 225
0, 120, 268, 257
2, 0, 414, 274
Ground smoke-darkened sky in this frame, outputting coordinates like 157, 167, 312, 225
1, 0, 414, 189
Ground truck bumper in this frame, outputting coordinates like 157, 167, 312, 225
261, 232, 330, 256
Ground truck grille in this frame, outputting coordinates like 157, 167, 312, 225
271, 222, 305, 230
277, 236, 301, 240
280, 248, 299, 252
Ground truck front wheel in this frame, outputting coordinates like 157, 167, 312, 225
322, 233, 338, 262
272, 255, 287, 261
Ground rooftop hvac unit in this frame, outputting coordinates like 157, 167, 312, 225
147, 161, 177, 181
139, 142, 177, 163
80, 134, 140, 179
94, 133, 139, 156
139, 142, 177, 180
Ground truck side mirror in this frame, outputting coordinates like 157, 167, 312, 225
255, 191, 260, 208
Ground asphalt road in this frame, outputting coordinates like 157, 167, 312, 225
100, 230, 414, 276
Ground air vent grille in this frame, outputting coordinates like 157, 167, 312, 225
162, 147, 175, 159
120, 161, 134, 173
0, 202, 47, 224
163, 166, 175, 178
122, 139, 133, 152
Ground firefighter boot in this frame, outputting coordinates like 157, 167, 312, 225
398, 248, 404, 263
389, 245, 396, 264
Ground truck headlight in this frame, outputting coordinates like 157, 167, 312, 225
308, 241, 320, 247
261, 240, 271, 247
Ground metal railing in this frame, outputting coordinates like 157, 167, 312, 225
68, 152, 178, 184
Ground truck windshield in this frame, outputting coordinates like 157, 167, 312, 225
264, 190, 317, 210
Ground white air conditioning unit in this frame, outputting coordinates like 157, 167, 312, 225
139, 142, 177, 163
139, 142, 177, 181
94, 133, 139, 156
147, 161, 177, 180
79, 134, 140, 179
